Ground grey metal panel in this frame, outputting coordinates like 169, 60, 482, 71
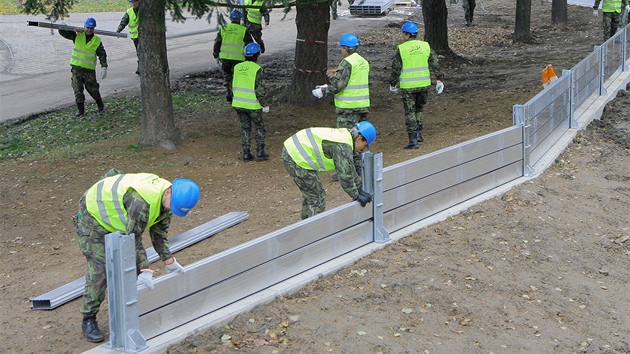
573, 51, 600, 107
383, 144, 523, 211
603, 34, 624, 85
383, 126, 522, 191
525, 73, 571, 118
138, 221, 373, 339
349, 0, 395, 14
383, 161, 523, 233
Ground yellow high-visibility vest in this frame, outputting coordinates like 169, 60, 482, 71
284, 128, 353, 172
398, 40, 431, 89
70, 32, 101, 70
334, 53, 370, 109
219, 23, 246, 61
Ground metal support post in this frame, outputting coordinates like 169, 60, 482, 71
622, 28, 629, 71
563, 69, 578, 129
104, 232, 147, 353
362, 152, 389, 243
596, 45, 608, 96
514, 104, 534, 177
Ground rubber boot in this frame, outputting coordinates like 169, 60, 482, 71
82, 315, 104, 343
243, 148, 254, 161
417, 125, 424, 142
96, 98, 105, 112
256, 145, 269, 160
75, 103, 85, 117
403, 133, 419, 149
135, 61, 140, 75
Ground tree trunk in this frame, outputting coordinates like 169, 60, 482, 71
514, 0, 533, 42
287, 2, 331, 106
137, 0, 180, 148
551, 0, 567, 27
421, 0, 451, 54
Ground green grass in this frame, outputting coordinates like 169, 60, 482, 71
0, 0, 129, 16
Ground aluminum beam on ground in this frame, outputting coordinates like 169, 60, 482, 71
29, 212, 248, 310
350, 0, 395, 15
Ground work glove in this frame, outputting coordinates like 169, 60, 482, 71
312, 88, 324, 99
626, 5, 630, 13
389, 85, 398, 94
99, 67, 107, 80
164, 257, 186, 274
436, 80, 444, 94
354, 189, 372, 207
262, 106, 270, 113
592, 9, 598, 17
137, 268, 155, 289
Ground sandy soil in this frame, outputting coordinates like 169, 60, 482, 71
1, 0, 629, 353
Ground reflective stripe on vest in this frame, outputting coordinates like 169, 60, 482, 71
246, 0, 264, 24
602, 0, 622, 13
334, 53, 370, 109
70, 32, 101, 70
398, 40, 431, 89
85, 173, 171, 232
127, 8, 139, 39
219, 23, 246, 61
283, 128, 354, 172
232, 61, 263, 109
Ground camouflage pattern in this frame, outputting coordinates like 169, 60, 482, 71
324, 55, 370, 128
602, 11, 622, 40
71, 66, 103, 105
220, 59, 241, 100
462, 0, 476, 25
401, 89, 428, 134
75, 168, 173, 316
235, 108, 266, 150
244, 8, 269, 53
330, 0, 342, 20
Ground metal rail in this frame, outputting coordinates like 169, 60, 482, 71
27, 21, 128, 38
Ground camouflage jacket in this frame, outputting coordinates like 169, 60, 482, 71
325, 57, 370, 114
323, 140, 362, 198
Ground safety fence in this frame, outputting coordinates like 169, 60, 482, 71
91, 27, 630, 353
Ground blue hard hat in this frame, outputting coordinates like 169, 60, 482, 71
244, 42, 261, 56
84, 18, 97, 29
401, 21, 418, 35
230, 9, 242, 19
170, 178, 200, 217
356, 121, 376, 148
338, 33, 359, 48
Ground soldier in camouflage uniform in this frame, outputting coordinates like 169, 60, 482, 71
330, 0, 342, 20
389, 22, 445, 149
593, 0, 629, 40
243, 0, 270, 53
462, 0, 477, 26
282, 122, 376, 219
75, 169, 199, 343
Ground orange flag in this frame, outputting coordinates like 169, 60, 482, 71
542, 65, 557, 88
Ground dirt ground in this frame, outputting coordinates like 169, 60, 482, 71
1, 0, 630, 353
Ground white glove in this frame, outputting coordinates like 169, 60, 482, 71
316, 84, 329, 90
99, 67, 107, 80
626, 5, 630, 12
592, 9, 598, 17
312, 88, 324, 99
137, 269, 155, 289
164, 257, 186, 274
436, 80, 444, 94
262, 106, 270, 113
389, 85, 398, 94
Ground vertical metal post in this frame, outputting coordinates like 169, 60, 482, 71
563, 69, 578, 129
104, 231, 147, 353
362, 152, 389, 243
597, 45, 608, 96
622, 28, 629, 71
514, 104, 534, 177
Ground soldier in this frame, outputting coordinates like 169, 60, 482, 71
282, 121, 376, 219
213, 9, 253, 102
330, 0, 342, 20
59, 17, 107, 117
243, 0, 270, 54
75, 168, 200, 343
389, 22, 445, 149
231, 43, 270, 161
462, 0, 476, 26
592, 0, 630, 40
116, 0, 140, 75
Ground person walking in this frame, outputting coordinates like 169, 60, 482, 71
59, 17, 107, 117
462, 0, 476, 26
213, 9, 253, 102
116, 0, 140, 75
75, 169, 200, 343
243, 0, 269, 53
389, 22, 445, 149
592, 0, 630, 40
282, 121, 376, 219
231, 43, 270, 161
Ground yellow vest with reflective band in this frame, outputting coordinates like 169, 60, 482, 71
245, 0, 264, 25
219, 23, 246, 61
334, 53, 370, 109
284, 128, 354, 172
602, 0, 622, 13
85, 173, 171, 233
127, 8, 139, 39
232, 61, 262, 110
398, 40, 431, 89
70, 32, 102, 70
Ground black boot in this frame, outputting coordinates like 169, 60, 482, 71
75, 103, 85, 117
256, 145, 269, 160
82, 315, 104, 343
96, 98, 105, 112
243, 149, 254, 161
417, 125, 424, 142
403, 133, 418, 149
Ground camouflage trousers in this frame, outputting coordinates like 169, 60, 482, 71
462, 0, 476, 23
245, 22, 265, 53
330, 0, 342, 20
602, 12, 622, 40
282, 147, 326, 219
75, 196, 150, 316
401, 89, 428, 134
235, 108, 266, 151
221, 59, 242, 100
71, 66, 102, 105
336, 109, 368, 172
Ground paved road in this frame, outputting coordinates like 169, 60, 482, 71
0, 7, 417, 123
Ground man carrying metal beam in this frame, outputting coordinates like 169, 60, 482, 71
74, 168, 200, 343
58, 18, 108, 116
282, 122, 376, 219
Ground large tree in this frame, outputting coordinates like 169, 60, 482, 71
514, 0, 533, 42
551, 0, 568, 27
421, 0, 451, 54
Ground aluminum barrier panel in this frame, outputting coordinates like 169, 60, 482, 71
350, 0, 395, 15
602, 30, 625, 89
572, 50, 601, 110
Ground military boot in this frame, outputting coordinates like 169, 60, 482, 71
403, 133, 419, 149
243, 148, 254, 161
75, 103, 85, 117
82, 315, 104, 343
256, 145, 269, 160
96, 98, 105, 112
417, 124, 424, 142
